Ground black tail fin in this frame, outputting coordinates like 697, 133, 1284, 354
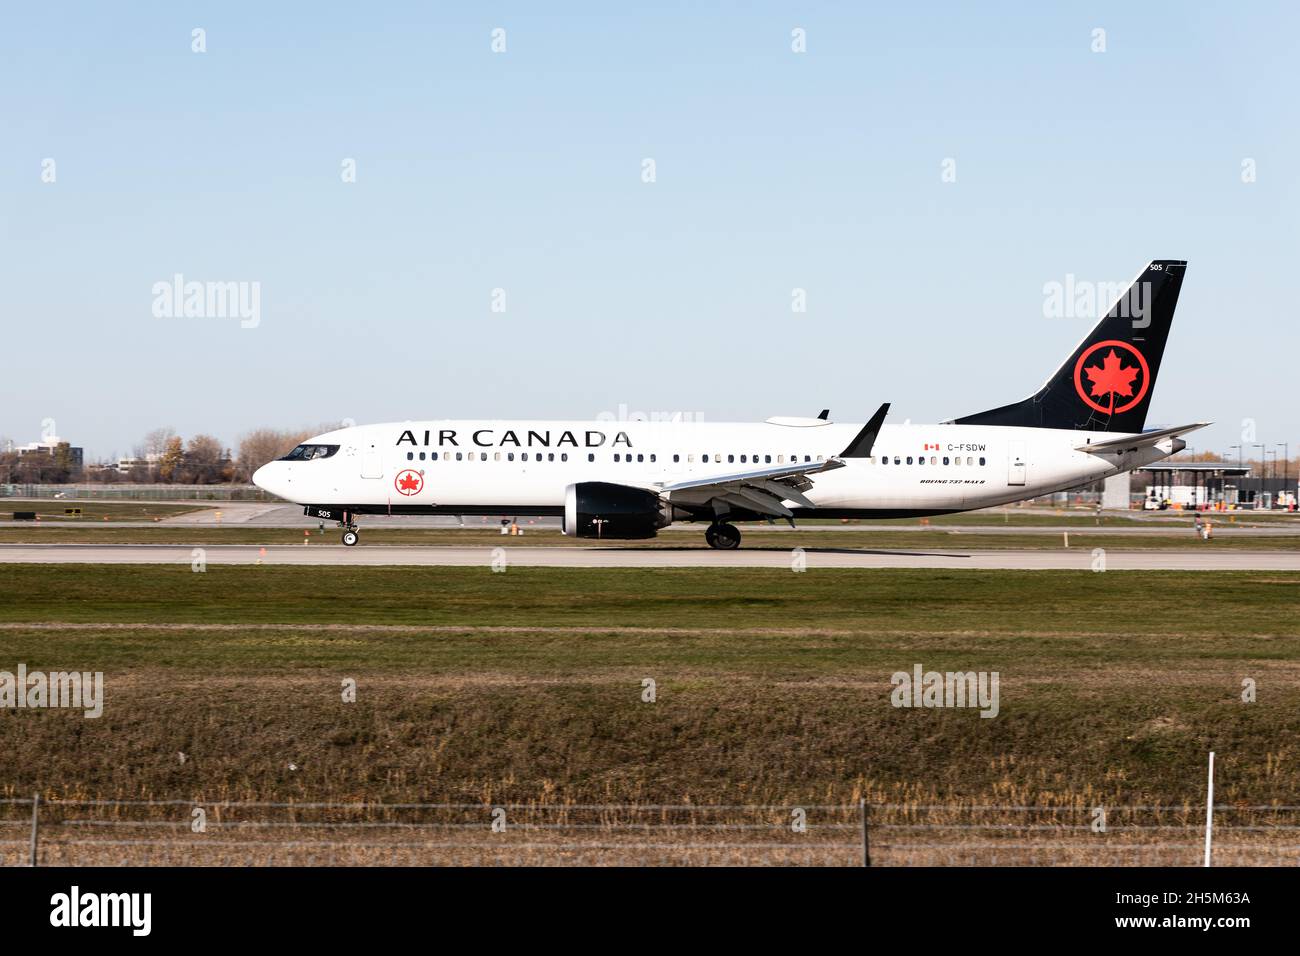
953, 260, 1187, 432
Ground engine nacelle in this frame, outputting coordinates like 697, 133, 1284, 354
563, 482, 670, 539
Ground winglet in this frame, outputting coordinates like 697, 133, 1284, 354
817, 409, 830, 421
840, 403, 890, 458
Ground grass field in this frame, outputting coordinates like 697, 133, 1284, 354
1, 564, 1297, 865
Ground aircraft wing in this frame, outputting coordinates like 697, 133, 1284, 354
658, 458, 845, 519
1076, 422, 1210, 454
652, 403, 888, 521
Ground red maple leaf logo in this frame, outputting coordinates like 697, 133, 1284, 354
397, 472, 420, 492
1083, 348, 1141, 414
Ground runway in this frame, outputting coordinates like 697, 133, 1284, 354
1, 543, 1296, 570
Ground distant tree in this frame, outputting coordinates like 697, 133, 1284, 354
181, 434, 226, 483
157, 436, 185, 482
50, 442, 78, 482
138, 426, 178, 481
142, 427, 176, 458
235, 428, 313, 481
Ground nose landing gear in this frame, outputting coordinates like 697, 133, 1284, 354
705, 522, 742, 550
337, 511, 360, 546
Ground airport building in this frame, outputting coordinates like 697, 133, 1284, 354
1136, 462, 1297, 510
13, 437, 84, 468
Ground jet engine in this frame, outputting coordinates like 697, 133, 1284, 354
562, 482, 671, 539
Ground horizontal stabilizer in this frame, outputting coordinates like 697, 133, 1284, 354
1077, 422, 1210, 454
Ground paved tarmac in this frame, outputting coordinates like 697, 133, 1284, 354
1, 543, 1295, 570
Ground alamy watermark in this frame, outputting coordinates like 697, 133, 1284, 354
890, 663, 999, 718
0, 663, 104, 718
1042, 275, 1150, 328
152, 274, 261, 328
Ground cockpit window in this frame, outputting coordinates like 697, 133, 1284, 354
281, 444, 340, 461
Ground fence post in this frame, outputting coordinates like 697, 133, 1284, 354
860, 798, 870, 867
1203, 751, 1215, 867
28, 793, 40, 867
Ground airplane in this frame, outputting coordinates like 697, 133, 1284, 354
253, 260, 1205, 549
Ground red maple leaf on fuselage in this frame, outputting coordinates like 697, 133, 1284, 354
397, 472, 420, 491
1083, 349, 1140, 410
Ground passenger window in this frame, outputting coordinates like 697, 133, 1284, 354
406, 452, 414, 461
917, 457, 924, 466
494, 452, 501, 461
894, 457, 900, 465
456, 452, 463, 461
979, 457, 986, 466
548, 453, 555, 462
930, 456, 937, 465
816, 455, 823, 462
587, 453, 594, 462
943, 456, 950, 465
673, 454, 680, 463
907, 456, 914, 465
966, 457, 973, 466
688, 454, 695, 463
765, 455, 771, 464
443, 452, 450, 461
614, 454, 620, 462
561, 453, 568, 462
777, 455, 785, 464
508, 453, 515, 461
649, 454, 656, 463
740, 455, 747, 464
881, 457, 888, 466
702, 455, 709, 463
637, 454, 644, 463
728, 455, 735, 463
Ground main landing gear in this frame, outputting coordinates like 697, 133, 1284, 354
705, 522, 742, 550
341, 529, 359, 547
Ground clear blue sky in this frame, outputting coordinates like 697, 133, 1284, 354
3, 2, 1296, 460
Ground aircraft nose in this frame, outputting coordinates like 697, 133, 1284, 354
252, 462, 287, 498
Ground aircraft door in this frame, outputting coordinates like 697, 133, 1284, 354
361, 444, 383, 479
1007, 440, 1027, 486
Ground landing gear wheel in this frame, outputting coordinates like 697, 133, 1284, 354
342, 530, 359, 547
705, 523, 741, 550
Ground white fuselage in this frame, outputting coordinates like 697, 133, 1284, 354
252, 417, 1174, 518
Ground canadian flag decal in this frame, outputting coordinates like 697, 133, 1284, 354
923, 443, 940, 451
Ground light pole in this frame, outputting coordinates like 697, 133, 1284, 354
1278, 442, 1290, 492
1253, 443, 1266, 506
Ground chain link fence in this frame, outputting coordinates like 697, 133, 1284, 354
0, 484, 272, 501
